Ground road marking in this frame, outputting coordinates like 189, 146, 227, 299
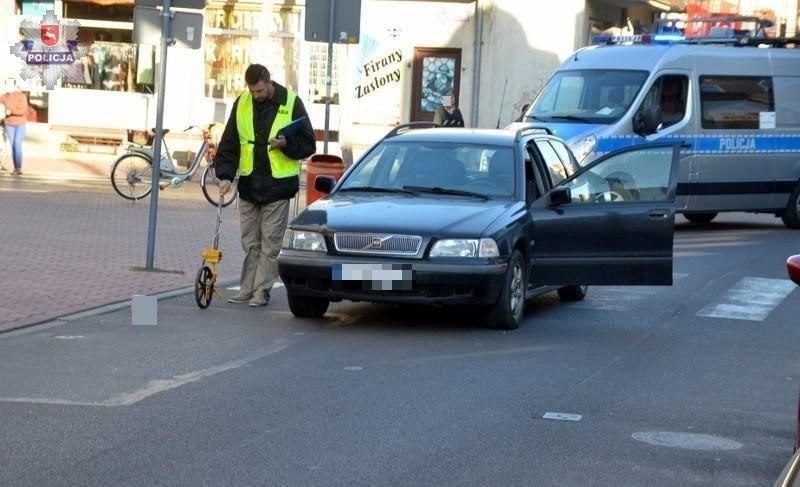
571, 287, 660, 311
0, 340, 289, 407
632, 431, 742, 451
53, 335, 85, 340
697, 277, 796, 321
103, 341, 289, 406
542, 412, 582, 422
343, 366, 363, 371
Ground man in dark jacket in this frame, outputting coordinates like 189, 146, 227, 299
216, 64, 316, 307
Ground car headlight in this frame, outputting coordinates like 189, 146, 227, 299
282, 229, 327, 252
570, 134, 597, 165
430, 238, 499, 258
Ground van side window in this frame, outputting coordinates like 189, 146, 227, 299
700, 76, 774, 129
658, 75, 687, 128
637, 75, 688, 130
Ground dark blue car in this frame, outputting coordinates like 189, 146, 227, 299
278, 123, 683, 329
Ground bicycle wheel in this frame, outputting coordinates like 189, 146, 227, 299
111, 153, 153, 200
201, 163, 237, 207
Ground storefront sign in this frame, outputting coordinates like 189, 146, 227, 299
355, 49, 402, 98
208, 7, 258, 31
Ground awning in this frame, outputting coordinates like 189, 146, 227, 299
63, 0, 134, 5
595, 0, 685, 12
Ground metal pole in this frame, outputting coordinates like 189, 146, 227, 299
145, 0, 172, 269
323, 0, 335, 154
471, 0, 483, 128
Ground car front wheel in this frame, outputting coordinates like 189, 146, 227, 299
287, 291, 329, 318
558, 285, 588, 302
484, 250, 526, 330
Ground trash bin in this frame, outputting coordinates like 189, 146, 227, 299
305, 154, 344, 206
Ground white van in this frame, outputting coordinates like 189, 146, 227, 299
519, 27, 800, 228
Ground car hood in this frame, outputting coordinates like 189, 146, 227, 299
292, 194, 514, 237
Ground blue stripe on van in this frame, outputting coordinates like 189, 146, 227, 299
595, 134, 800, 155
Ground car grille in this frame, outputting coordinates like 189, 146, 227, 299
333, 233, 422, 256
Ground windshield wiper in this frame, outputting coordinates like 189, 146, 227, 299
402, 186, 489, 200
338, 186, 417, 195
548, 115, 593, 123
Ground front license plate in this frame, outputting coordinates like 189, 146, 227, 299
332, 263, 413, 291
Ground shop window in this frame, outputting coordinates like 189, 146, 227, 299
205, 5, 260, 99
700, 76, 774, 129
308, 44, 340, 104
60, 1, 154, 93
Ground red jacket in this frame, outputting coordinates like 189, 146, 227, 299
1, 91, 28, 126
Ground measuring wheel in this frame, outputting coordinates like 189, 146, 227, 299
195, 264, 215, 309
195, 199, 225, 310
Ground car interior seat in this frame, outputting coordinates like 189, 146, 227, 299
429, 157, 467, 187
488, 151, 515, 195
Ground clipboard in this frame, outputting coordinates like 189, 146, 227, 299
276, 116, 307, 138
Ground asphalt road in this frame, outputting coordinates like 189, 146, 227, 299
1, 212, 798, 487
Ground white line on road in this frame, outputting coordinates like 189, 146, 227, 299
697, 277, 796, 322
0, 340, 289, 407
103, 340, 289, 406
543, 412, 582, 422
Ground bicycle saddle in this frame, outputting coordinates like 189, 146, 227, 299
150, 128, 170, 135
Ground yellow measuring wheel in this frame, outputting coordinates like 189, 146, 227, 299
195, 198, 225, 309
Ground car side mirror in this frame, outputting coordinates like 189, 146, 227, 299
633, 106, 663, 136
315, 175, 336, 194
788, 255, 800, 286
516, 103, 530, 123
549, 186, 571, 206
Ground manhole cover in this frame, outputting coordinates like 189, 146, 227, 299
632, 431, 742, 451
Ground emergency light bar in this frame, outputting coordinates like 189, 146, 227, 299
590, 34, 688, 45
591, 15, 778, 47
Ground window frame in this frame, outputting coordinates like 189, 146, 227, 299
699, 75, 775, 130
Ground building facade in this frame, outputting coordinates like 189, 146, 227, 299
11, 0, 786, 159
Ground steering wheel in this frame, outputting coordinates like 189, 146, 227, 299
594, 190, 627, 203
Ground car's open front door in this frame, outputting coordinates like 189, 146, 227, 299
529, 142, 683, 286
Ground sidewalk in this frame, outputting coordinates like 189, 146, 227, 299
0, 124, 311, 333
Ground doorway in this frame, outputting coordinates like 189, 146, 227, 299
410, 47, 462, 122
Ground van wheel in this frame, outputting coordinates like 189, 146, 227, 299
484, 250, 526, 330
781, 184, 800, 229
684, 212, 718, 224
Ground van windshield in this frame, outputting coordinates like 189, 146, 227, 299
527, 70, 648, 124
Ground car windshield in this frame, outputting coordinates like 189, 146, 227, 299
339, 141, 516, 198
527, 69, 648, 124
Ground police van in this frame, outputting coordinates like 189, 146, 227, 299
518, 18, 800, 228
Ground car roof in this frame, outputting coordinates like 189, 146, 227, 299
386, 127, 517, 146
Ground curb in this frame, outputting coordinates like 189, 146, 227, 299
0, 277, 240, 339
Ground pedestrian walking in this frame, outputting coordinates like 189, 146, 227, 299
433, 93, 464, 127
215, 64, 316, 307
0, 78, 29, 176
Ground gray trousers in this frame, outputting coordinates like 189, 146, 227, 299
237, 198, 290, 298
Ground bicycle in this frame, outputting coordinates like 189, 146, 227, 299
0, 120, 10, 172
110, 123, 237, 207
